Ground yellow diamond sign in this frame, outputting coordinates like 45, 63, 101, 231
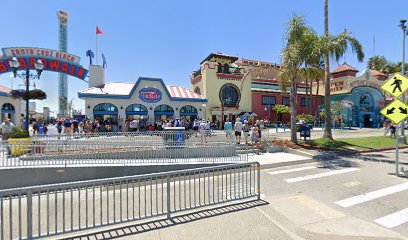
380, 99, 408, 124
381, 73, 408, 98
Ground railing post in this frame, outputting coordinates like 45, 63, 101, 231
257, 163, 261, 200
27, 191, 33, 239
167, 175, 171, 219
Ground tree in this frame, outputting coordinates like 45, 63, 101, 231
367, 55, 387, 71
280, 15, 315, 144
321, 0, 364, 139
272, 104, 290, 122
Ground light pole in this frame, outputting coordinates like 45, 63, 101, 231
9, 57, 44, 134
399, 19, 407, 143
264, 105, 271, 121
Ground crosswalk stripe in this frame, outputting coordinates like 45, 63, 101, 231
268, 166, 317, 175
335, 182, 408, 208
284, 168, 359, 183
375, 208, 408, 228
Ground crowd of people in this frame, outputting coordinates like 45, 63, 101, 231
1, 116, 265, 148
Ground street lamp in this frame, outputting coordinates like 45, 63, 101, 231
399, 19, 407, 143
10, 57, 44, 134
264, 105, 271, 121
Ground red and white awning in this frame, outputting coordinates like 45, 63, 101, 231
167, 86, 205, 99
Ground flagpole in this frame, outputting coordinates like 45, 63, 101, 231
96, 31, 99, 65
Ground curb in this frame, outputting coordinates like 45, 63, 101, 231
260, 158, 319, 170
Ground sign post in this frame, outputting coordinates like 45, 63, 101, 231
381, 73, 408, 176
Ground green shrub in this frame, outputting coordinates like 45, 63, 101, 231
9, 128, 29, 138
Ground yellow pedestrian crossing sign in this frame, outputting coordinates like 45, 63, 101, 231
380, 99, 408, 124
381, 73, 408, 98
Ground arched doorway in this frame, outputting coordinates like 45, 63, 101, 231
154, 104, 174, 121
1, 103, 15, 124
219, 84, 241, 122
93, 103, 118, 131
345, 87, 384, 127
180, 105, 198, 121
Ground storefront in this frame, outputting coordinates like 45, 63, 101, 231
313, 63, 387, 127
189, 53, 252, 122
0, 85, 22, 126
79, 73, 207, 130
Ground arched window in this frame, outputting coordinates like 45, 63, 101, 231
125, 104, 148, 114
223, 63, 230, 73
154, 105, 174, 114
194, 87, 201, 95
93, 103, 118, 113
1, 103, 15, 111
219, 84, 240, 107
217, 62, 223, 73
180, 105, 198, 115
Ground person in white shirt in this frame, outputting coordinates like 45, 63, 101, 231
199, 119, 207, 143
234, 118, 243, 144
205, 120, 211, 137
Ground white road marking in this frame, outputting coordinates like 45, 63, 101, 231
268, 166, 317, 175
335, 182, 408, 208
284, 168, 359, 183
375, 208, 408, 228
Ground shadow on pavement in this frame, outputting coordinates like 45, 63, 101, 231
57, 199, 269, 240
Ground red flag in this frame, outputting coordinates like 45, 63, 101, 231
96, 26, 103, 35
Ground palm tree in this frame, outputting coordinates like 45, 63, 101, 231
322, 0, 364, 139
280, 15, 318, 144
301, 64, 324, 116
367, 55, 387, 70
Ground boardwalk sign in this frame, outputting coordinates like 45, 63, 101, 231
0, 47, 88, 80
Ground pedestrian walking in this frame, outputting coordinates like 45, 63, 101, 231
242, 120, 250, 144
224, 118, 234, 144
234, 117, 243, 144
383, 120, 390, 136
199, 119, 207, 143
1, 119, 14, 156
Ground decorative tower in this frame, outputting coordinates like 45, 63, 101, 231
57, 10, 69, 116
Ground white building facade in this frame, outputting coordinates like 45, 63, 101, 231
0, 85, 22, 126
78, 66, 207, 128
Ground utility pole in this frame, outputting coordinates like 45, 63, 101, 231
399, 19, 407, 145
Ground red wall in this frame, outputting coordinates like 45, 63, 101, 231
251, 91, 323, 122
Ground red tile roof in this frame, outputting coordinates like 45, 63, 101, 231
370, 69, 387, 77
332, 63, 359, 74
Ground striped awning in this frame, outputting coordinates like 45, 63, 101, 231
167, 86, 205, 100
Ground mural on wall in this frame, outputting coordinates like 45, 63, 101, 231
327, 86, 385, 127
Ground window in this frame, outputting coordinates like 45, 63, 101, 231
282, 97, 290, 106
223, 63, 230, 73
93, 103, 118, 112
217, 62, 222, 73
194, 87, 201, 95
180, 105, 198, 114
220, 84, 240, 107
125, 104, 148, 113
154, 104, 174, 113
300, 98, 309, 107
1, 103, 15, 111
262, 96, 276, 105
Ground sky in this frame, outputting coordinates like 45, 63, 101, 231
0, 0, 407, 114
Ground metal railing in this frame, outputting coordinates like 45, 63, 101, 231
31, 130, 228, 143
0, 162, 260, 239
0, 141, 248, 168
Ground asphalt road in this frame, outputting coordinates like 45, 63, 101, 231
261, 155, 408, 239
45, 155, 408, 240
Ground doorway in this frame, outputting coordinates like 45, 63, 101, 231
363, 114, 372, 127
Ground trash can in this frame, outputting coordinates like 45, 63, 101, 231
163, 127, 185, 147
300, 125, 311, 140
